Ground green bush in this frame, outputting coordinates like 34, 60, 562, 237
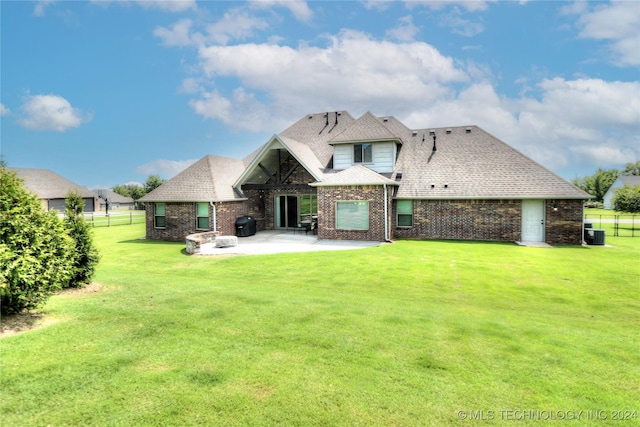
612, 185, 640, 213
0, 169, 75, 314
64, 190, 100, 288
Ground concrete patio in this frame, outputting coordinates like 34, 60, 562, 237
195, 230, 383, 256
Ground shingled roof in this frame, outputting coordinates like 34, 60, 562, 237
310, 165, 397, 187
10, 168, 94, 199
139, 155, 246, 202
140, 111, 589, 202
328, 112, 402, 145
393, 126, 590, 199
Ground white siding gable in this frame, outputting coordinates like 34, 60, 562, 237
333, 142, 396, 173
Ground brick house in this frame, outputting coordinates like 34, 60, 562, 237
10, 168, 97, 212
139, 111, 590, 245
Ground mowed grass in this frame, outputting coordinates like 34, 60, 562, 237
1, 224, 638, 426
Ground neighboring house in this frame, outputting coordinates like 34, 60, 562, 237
93, 189, 136, 211
603, 176, 640, 209
140, 111, 591, 245
10, 168, 96, 212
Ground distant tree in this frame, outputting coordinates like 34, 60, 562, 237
64, 190, 100, 288
112, 184, 145, 200
621, 161, 640, 176
144, 175, 165, 194
572, 168, 619, 202
0, 156, 6, 167
612, 185, 640, 213
1, 168, 74, 314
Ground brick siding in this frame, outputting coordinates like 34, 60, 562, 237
544, 199, 584, 245
145, 201, 251, 242
392, 198, 584, 245
317, 185, 391, 241
392, 199, 521, 242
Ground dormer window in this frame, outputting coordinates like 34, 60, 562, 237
354, 143, 372, 163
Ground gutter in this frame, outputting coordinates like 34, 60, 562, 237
383, 184, 391, 242
210, 201, 217, 232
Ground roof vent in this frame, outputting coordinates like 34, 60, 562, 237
465, 127, 471, 133
308, 115, 313, 119
383, 117, 389, 122
429, 129, 435, 135
412, 131, 418, 137
431, 184, 435, 189
446, 128, 452, 134
444, 184, 449, 189
396, 172, 403, 181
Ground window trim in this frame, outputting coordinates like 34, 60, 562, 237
336, 200, 369, 230
196, 202, 210, 230
396, 199, 413, 228
154, 203, 166, 229
353, 143, 373, 164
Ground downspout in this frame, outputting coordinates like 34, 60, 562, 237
383, 184, 391, 242
210, 201, 217, 232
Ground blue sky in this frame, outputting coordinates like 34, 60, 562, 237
1, 0, 638, 189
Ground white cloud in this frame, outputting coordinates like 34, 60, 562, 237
568, 0, 640, 66
135, 159, 198, 179
91, 0, 196, 13
0, 104, 10, 116
154, 18, 194, 46
205, 9, 270, 45
154, 9, 270, 47
386, 15, 420, 42
33, 0, 55, 17
406, 0, 496, 12
439, 11, 485, 37
249, 0, 313, 22
18, 94, 92, 132
157, 6, 638, 177
190, 30, 468, 131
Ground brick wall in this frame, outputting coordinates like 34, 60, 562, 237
392, 199, 522, 242
214, 201, 253, 236
144, 201, 251, 242
317, 185, 390, 241
145, 202, 198, 242
545, 199, 584, 245
391, 199, 584, 245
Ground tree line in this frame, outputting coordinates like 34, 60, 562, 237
572, 161, 640, 212
111, 175, 165, 203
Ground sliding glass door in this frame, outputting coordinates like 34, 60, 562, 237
275, 195, 317, 228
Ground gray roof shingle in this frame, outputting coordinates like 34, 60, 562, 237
310, 165, 398, 187
393, 126, 590, 199
10, 168, 95, 199
139, 155, 246, 202
139, 111, 590, 202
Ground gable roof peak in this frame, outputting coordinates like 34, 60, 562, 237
328, 111, 402, 145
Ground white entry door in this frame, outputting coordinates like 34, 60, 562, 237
522, 200, 545, 242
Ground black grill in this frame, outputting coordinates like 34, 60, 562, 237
235, 216, 256, 237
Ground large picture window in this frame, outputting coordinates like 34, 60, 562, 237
154, 203, 166, 228
397, 200, 413, 227
196, 203, 209, 230
336, 201, 369, 230
354, 143, 372, 163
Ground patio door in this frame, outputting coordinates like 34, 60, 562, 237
522, 200, 545, 242
276, 195, 298, 228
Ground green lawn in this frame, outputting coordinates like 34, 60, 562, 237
1, 224, 639, 426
